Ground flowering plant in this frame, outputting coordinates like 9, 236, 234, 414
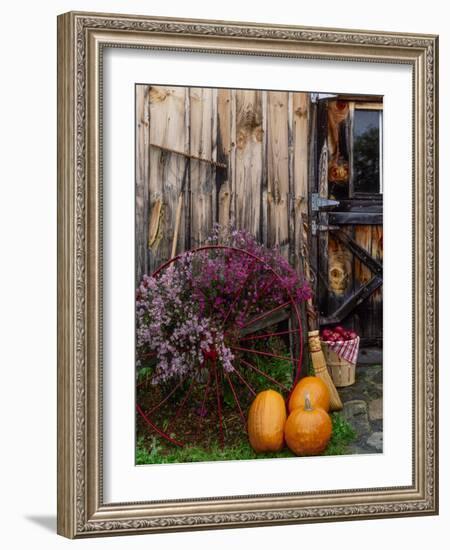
136, 226, 311, 385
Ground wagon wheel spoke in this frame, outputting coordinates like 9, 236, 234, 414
166, 377, 197, 434
238, 358, 291, 393
136, 404, 184, 447
221, 258, 258, 328
195, 367, 213, 437
239, 300, 292, 333
145, 376, 185, 416
213, 361, 224, 448
239, 327, 301, 342
224, 371, 247, 429
236, 290, 304, 387
230, 365, 256, 396
231, 345, 298, 366
239, 273, 277, 325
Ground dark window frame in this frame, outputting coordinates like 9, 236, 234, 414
349, 102, 383, 200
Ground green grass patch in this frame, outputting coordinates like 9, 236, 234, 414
136, 412, 356, 465
136, 436, 293, 464
324, 413, 357, 456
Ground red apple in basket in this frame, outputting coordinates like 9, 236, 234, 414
347, 330, 358, 341
322, 329, 332, 341
334, 325, 345, 336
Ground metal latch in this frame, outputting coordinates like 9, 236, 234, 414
311, 193, 340, 212
311, 220, 340, 236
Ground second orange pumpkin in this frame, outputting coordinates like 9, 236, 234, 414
284, 394, 332, 456
288, 376, 330, 413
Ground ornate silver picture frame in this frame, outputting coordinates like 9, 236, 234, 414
57, 11, 438, 538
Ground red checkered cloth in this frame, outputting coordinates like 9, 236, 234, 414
326, 336, 360, 365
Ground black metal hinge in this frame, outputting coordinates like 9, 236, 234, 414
311, 193, 340, 212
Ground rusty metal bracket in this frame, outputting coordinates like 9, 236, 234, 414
150, 142, 227, 169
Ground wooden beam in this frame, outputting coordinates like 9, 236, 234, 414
331, 228, 383, 275
329, 212, 383, 225
320, 275, 382, 325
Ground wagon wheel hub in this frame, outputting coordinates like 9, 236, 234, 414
202, 346, 219, 362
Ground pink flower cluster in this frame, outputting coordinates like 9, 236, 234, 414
206, 225, 312, 307
136, 227, 311, 385
136, 254, 234, 385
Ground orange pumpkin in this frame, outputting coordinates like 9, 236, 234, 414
284, 394, 332, 456
288, 376, 330, 413
247, 390, 287, 453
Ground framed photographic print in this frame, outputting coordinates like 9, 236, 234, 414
57, 11, 439, 538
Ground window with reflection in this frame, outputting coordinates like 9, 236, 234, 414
353, 108, 382, 195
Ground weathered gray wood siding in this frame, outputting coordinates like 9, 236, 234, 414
136, 84, 310, 282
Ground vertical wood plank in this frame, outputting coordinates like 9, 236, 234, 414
267, 91, 289, 257
316, 99, 329, 320
211, 88, 218, 226
229, 89, 237, 228
261, 91, 268, 244
287, 92, 295, 267
183, 88, 191, 252
371, 224, 383, 340
189, 87, 215, 247
308, 98, 319, 301
235, 89, 263, 239
292, 92, 310, 273
291, 92, 311, 376
216, 88, 232, 227
135, 84, 150, 284
353, 225, 372, 336
148, 85, 187, 273
354, 226, 372, 288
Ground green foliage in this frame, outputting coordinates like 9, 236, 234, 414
136, 412, 356, 465
136, 437, 293, 465
222, 336, 293, 407
136, 436, 164, 463
244, 336, 294, 389
136, 337, 358, 465
324, 413, 357, 456
136, 365, 155, 386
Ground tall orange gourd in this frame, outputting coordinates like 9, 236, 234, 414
288, 376, 330, 413
284, 394, 332, 456
247, 390, 287, 453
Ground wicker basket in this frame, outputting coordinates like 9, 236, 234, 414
321, 340, 356, 387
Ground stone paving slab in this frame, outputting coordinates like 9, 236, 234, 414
336, 364, 383, 455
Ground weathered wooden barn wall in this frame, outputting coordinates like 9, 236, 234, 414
135, 84, 310, 282
135, 86, 383, 347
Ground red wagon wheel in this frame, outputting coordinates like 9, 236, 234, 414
136, 245, 304, 449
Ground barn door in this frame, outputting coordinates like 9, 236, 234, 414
311, 95, 383, 357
